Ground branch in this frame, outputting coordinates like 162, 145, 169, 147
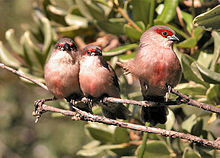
0, 63, 48, 91
1, 62, 220, 114
40, 104, 220, 150
171, 88, 220, 114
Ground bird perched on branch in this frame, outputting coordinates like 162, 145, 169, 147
79, 45, 130, 119
35, 38, 91, 114
121, 25, 182, 125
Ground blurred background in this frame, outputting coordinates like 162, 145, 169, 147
0, 0, 220, 158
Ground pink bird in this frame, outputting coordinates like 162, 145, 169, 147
79, 45, 130, 119
127, 25, 182, 125
35, 38, 91, 113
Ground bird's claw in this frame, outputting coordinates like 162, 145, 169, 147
33, 99, 45, 123
165, 84, 172, 102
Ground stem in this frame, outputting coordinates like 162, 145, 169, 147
138, 123, 150, 158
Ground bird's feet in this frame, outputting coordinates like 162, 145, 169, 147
33, 99, 45, 123
165, 84, 172, 102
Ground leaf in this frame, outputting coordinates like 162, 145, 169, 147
136, 141, 170, 158
181, 54, 209, 87
97, 19, 125, 34
181, 11, 193, 33
103, 44, 138, 57
0, 41, 20, 68
182, 114, 197, 132
119, 52, 136, 62
193, 5, 220, 31
85, 122, 114, 143
156, 0, 179, 23
191, 119, 203, 136
5, 29, 23, 56
177, 37, 197, 48
76, 0, 105, 21
197, 51, 213, 68
131, 0, 151, 25
206, 84, 220, 105
124, 24, 142, 40
182, 148, 201, 158
47, 5, 67, 25
113, 127, 129, 144
77, 143, 128, 157
65, 14, 88, 28
175, 83, 206, 97
165, 109, 175, 130
195, 62, 220, 84
210, 31, 220, 71
41, 17, 53, 56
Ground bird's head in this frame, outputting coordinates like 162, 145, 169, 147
55, 38, 78, 52
82, 45, 102, 56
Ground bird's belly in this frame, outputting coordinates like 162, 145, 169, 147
142, 57, 181, 96
45, 63, 81, 98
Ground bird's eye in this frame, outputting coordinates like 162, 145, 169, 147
87, 51, 91, 55
162, 31, 168, 36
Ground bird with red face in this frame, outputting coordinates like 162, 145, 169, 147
35, 38, 91, 113
79, 45, 130, 119
127, 25, 182, 125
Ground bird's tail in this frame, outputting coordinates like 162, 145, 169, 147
101, 103, 130, 120
141, 102, 168, 126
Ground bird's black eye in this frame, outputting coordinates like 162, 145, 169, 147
87, 51, 91, 55
162, 31, 168, 36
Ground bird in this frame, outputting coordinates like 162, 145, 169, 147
79, 45, 130, 119
125, 25, 182, 125
35, 37, 91, 113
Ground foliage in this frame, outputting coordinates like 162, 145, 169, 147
0, 0, 220, 157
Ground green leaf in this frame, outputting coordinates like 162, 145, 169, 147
65, 14, 88, 28
195, 62, 220, 84
193, 5, 220, 31
182, 114, 197, 132
177, 37, 197, 48
85, 122, 114, 143
76, 0, 105, 21
0, 41, 20, 68
165, 109, 175, 130
182, 148, 201, 158
210, 31, 220, 71
207, 85, 220, 105
41, 17, 53, 56
181, 11, 193, 33
124, 24, 142, 40
97, 19, 125, 34
181, 54, 209, 87
77, 143, 128, 157
175, 83, 206, 97
131, 0, 151, 26
137, 141, 170, 158
119, 51, 136, 62
156, 0, 178, 23
47, 5, 67, 25
103, 43, 138, 56
113, 127, 129, 144
191, 119, 203, 136
197, 51, 213, 68
5, 29, 23, 56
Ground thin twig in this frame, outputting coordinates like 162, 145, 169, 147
171, 89, 220, 114
0, 63, 48, 91
40, 104, 220, 150
113, 1, 142, 32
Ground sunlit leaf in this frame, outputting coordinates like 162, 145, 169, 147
131, 0, 151, 25
177, 38, 197, 48
156, 0, 178, 23
206, 84, 220, 105
65, 14, 88, 28
124, 24, 142, 40
182, 148, 201, 158
5, 29, 23, 56
193, 5, 220, 31
103, 44, 138, 56
113, 127, 129, 144
182, 114, 197, 132
0, 41, 20, 68
210, 31, 220, 71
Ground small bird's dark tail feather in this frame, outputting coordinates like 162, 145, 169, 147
101, 103, 130, 120
141, 104, 168, 126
